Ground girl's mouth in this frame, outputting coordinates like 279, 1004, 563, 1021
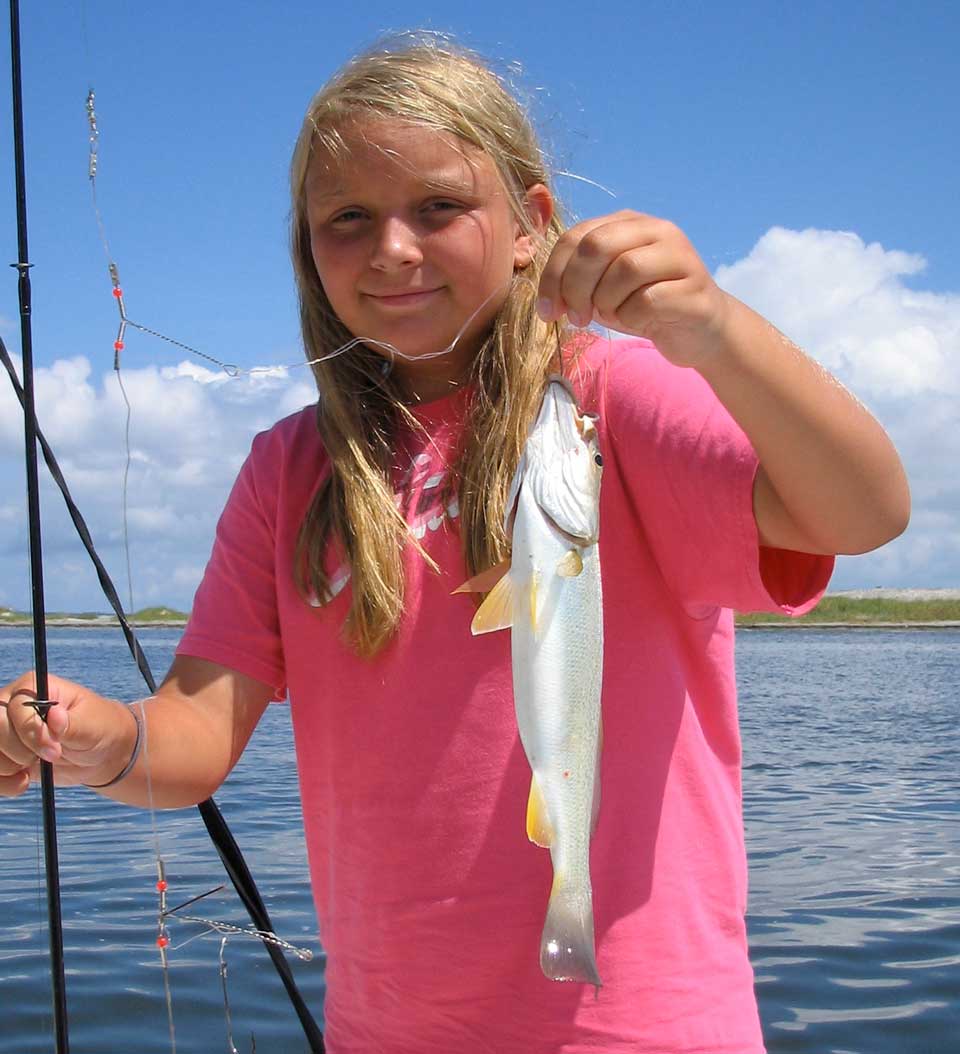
365, 288, 444, 307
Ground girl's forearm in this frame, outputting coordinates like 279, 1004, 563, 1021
697, 294, 910, 555
91, 692, 236, 809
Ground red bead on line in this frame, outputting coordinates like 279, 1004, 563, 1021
112, 288, 123, 298
156, 935, 170, 949
156, 880, 168, 892
114, 341, 124, 351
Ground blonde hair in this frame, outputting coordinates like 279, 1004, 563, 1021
290, 34, 573, 657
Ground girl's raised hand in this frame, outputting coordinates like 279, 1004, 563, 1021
536, 210, 732, 370
0, 673, 131, 796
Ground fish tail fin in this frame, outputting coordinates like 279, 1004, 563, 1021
540, 873, 602, 988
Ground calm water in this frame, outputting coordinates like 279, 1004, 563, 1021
0, 627, 957, 1053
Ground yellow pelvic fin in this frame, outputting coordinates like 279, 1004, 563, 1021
526, 773, 554, 848
556, 549, 584, 578
470, 571, 515, 635
453, 558, 510, 596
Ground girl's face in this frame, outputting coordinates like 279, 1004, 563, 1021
305, 119, 550, 402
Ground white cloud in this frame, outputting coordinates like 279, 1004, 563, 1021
717, 227, 960, 588
716, 228, 959, 398
0, 229, 957, 612
0, 355, 316, 612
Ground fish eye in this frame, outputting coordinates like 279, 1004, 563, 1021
594, 453, 603, 466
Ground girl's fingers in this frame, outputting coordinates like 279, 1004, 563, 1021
590, 242, 687, 327
539, 212, 687, 328
627, 274, 719, 329
558, 222, 656, 326
600, 277, 688, 334
44, 700, 70, 740
0, 754, 27, 777
0, 770, 32, 798
0, 674, 113, 793
537, 212, 642, 321
15, 699, 64, 761
1, 683, 66, 767
0, 690, 43, 793
0, 702, 39, 770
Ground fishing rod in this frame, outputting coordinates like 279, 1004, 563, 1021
0, 331, 325, 1054
2, 11, 324, 1050
6, 0, 70, 1050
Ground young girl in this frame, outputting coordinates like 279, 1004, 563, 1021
0, 36, 908, 1054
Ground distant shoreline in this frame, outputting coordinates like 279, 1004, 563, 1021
2, 590, 959, 630
735, 589, 960, 629
738, 621, 960, 630
0, 618, 190, 628
0, 607, 189, 629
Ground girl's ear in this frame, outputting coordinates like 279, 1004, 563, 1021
514, 184, 554, 268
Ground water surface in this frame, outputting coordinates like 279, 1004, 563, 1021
1, 627, 956, 1052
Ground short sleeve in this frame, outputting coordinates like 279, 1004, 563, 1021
593, 337, 833, 615
177, 429, 288, 698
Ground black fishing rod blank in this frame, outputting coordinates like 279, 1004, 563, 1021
7, 0, 70, 1050
4, 9, 322, 1049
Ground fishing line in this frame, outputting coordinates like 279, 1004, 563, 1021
114, 367, 135, 614
79, 83, 325, 1050
71, 67, 616, 1052
553, 169, 617, 199
85, 89, 611, 383
219, 938, 240, 1054
159, 882, 312, 958
6, 2, 69, 1048
0, 335, 323, 1053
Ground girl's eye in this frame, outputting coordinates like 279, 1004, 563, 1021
424, 200, 462, 215
330, 209, 366, 225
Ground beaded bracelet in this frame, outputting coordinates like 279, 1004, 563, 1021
85, 703, 144, 789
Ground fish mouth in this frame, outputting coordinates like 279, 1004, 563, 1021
546, 374, 578, 401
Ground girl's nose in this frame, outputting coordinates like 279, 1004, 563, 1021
370, 216, 423, 271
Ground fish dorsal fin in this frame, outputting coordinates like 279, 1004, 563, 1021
453, 559, 510, 596
470, 571, 515, 635
526, 773, 554, 847
591, 715, 603, 836
556, 549, 583, 578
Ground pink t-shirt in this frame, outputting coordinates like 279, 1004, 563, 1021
179, 336, 833, 1053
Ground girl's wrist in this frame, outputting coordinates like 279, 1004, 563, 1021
691, 295, 765, 388
84, 703, 143, 789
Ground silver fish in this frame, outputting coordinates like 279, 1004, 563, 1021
461, 377, 604, 987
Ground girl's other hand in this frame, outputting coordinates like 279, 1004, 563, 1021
0, 673, 132, 796
536, 210, 732, 370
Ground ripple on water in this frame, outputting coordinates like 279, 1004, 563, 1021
740, 630, 960, 1053
1, 627, 957, 1052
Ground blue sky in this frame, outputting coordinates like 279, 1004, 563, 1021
0, 0, 957, 611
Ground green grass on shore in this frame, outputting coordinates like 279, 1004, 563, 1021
736, 595, 960, 625
125, 606, 189, 621
0, 605, 189, 624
